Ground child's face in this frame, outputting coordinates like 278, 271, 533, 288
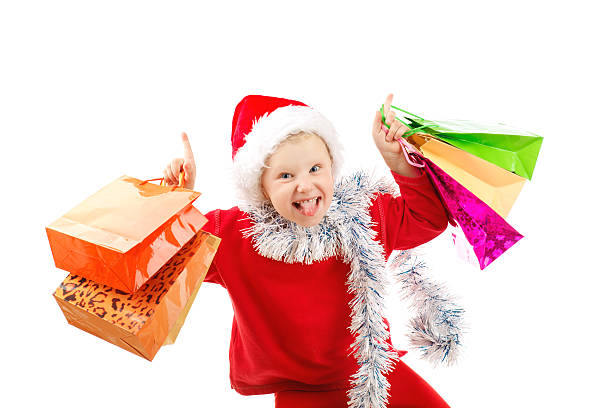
261, 134, 334, 227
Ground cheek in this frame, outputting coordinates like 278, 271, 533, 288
323, 173, 335, 197
267, 185, 292, 206
262, 178, 281, 202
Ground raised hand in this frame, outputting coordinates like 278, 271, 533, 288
371, 94, 421, 177
163, 132, 197, 190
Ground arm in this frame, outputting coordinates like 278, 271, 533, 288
370, 94, 448, 256
372, 171, 448, 257
162, 133, 224, 285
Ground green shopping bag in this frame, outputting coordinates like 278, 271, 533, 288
390, 106, 543, 180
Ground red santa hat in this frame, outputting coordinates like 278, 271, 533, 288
231, 95, 344, 206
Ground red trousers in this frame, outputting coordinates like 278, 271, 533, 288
274, 361, 449, 408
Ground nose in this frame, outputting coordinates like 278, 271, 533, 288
296, 176, 314, 193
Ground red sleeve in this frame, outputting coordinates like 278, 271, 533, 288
201, 208, 224, 286
371, 170, 448, 258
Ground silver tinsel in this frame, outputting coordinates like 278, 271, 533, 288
390, 250, 464, 366
242, 171, 400, 408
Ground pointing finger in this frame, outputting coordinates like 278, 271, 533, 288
182, 132, 194, 161
383, 93, 393, 123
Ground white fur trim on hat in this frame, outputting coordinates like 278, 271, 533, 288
233, 105, 344, 207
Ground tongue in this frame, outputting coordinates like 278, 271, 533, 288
298, 199, 317, 216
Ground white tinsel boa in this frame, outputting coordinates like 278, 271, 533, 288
242, 171, 399, 408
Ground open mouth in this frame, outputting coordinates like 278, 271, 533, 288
292, 197, 321, 216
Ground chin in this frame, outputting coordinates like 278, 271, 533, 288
295, 216, 324, 227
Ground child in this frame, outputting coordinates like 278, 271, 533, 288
163, 94, 450, 408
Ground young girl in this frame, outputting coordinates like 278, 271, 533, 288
163, 94, 450, 408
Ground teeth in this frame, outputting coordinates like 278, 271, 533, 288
296, 198, 317, 204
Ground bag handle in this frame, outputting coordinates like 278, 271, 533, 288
397, 136, 425, 169
140, 171, 185, 189
390, 105, 425, 121
380, 105, 437, 139
379, 104, 442, 169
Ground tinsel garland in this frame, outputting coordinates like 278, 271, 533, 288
390, 250, 465, 366
242, 171, 399, 408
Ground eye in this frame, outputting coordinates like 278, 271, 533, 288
310, 165, 321, 173
279, 172, 292, 179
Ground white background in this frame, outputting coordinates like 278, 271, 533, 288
1, 1, 610, 407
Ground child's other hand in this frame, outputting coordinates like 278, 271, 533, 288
372, 93, 409, 157
163, 132, 197, 190
372, 94, 421, 177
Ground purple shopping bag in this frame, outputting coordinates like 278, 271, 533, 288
398, 138, 523, 269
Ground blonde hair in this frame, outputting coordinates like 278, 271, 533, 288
277, 131, 332, 159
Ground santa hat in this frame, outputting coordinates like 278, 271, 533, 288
231, 95, 344, 206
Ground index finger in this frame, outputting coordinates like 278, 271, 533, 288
383, 93, 393, 118
182, 132, 194, 161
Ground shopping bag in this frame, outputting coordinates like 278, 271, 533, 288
395, 137, 523, 269
46, 175, 207, 293
423, 156, 522, 269
54, 231, 220, 361
394, 107, 543, 180
408, 134, 526, 218
164, 264, 207, 346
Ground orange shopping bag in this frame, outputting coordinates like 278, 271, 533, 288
54, 231, 220, 361
408, 134, 526, 218
46, 175, 207, 293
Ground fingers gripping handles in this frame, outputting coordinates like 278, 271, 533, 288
141, 171, 186, 190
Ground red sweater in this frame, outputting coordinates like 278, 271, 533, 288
201, 171, 448, 395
